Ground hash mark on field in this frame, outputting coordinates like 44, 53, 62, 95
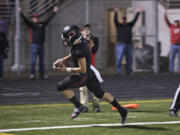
128, 116, 137, 118
74, 118, 92, 121
0, 133, 15, 135
0, 121, 180, 132
22, 120, 41, 123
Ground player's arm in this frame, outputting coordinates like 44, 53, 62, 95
53, 54, 72, 69
60, 53, 72, 62
68, 57, 87, 73
58, 57, 87, 73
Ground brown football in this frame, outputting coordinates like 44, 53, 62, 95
61, 61, 69, 67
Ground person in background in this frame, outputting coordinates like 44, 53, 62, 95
82, 24, 99, 67
0, 31, 9, 80
164, 11, 180, 73
19, 6, 58, 79
79, 24, 101, 112
114, 7, 141, 76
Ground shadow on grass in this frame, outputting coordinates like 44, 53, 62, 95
130, 110, 167, 113
107, 125, 169, 131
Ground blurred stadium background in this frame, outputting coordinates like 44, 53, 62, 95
0, 1, 180, 134
0, 0, 180, 103
0, 0, 180, 74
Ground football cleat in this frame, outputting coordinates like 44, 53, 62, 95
93, 106, 101, 112
71, 105, 86, 119
118, 108, 128, 125
82, 106, 89, 113
169, 110, 178, 117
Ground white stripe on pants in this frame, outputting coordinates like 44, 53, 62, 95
170, 83, 180, 110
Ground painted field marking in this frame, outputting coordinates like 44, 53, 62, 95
0, 133, 15, 135
0, 121, 180, 132
0, 99, 172, 109
22, 120, 41, 123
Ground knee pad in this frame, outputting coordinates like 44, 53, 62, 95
57, 81, 66, 91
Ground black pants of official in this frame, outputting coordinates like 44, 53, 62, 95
170, 84, 180, 112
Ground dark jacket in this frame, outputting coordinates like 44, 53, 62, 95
0, 32, 9, 54
20, 12, 56, 44
114, 12, 140, 44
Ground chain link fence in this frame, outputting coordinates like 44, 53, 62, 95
4, 0, 173, 75
84, 0, 159, 73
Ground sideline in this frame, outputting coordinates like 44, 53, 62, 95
0, 121, 180, 132
0, 99, 172, 109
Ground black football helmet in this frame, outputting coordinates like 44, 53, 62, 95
62, 25, 80, 47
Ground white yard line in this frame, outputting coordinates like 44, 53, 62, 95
1, 121, 180, 132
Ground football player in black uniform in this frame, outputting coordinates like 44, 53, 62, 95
53, 25, 128, 124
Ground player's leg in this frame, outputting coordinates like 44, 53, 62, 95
102, 92, 128, 124
80, 86, 100, 112
79, 86, 89, 112
57, 75, 88, 119
60, 89, 81, 108
170, 83, 180, 116
90, 92, 101, 112
86, 78, 128, 124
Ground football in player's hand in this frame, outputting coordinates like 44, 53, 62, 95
54, 62, 63, 68
61, 61, 69, 67
59, 62, 65, 68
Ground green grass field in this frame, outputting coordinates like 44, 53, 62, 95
0, 99, 180, 135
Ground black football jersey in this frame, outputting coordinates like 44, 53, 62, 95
71, 37, 91, 73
